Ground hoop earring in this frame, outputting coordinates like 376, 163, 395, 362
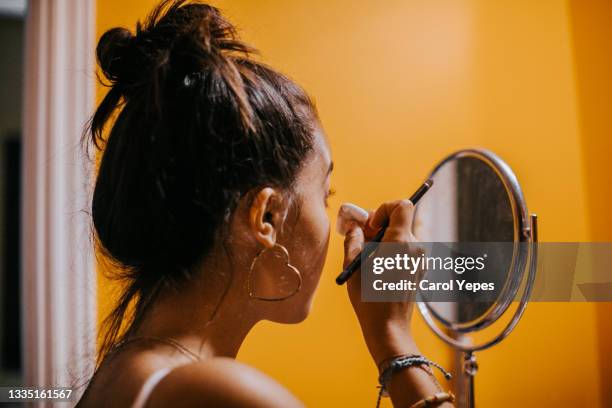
247, 243, 302, 301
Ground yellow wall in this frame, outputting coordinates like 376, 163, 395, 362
96, 1, 610, 406
569, 0, 612, 406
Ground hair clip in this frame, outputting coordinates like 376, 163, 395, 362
183, 71, 203, 88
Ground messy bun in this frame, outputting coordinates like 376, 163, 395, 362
90, 0, 318, 363
96, 27, 134, 82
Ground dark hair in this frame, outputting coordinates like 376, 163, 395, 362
89, 0, 317, 364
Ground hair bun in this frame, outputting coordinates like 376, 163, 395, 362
96, 27, 135, 83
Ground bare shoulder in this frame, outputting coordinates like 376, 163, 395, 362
147, 358, 304, 408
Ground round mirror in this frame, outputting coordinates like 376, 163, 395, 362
412, 149, 538, 408
413, 149, 537, 346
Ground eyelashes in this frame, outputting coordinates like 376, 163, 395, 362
325, 187, 336, 207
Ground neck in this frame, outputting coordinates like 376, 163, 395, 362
132, 258, 258, 360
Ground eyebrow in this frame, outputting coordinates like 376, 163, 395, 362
327, 161, 334, 175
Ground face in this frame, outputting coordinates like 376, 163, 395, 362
244, 129, 333, 324
277, 130, 333, 322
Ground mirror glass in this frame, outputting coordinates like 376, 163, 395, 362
413, 155, 516, 326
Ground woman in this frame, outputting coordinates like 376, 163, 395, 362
78, 1, 453, 407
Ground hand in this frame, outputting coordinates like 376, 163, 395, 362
343, 199, 423, 366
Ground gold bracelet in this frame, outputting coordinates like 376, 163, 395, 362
409, 391, 455, 408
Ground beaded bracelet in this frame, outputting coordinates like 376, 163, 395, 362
375, 355, 452, 408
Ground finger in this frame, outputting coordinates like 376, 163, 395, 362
369, 200, 403, 230
337, 203, 369, 236
343, 226, 365, 268
388, 199, 415, 234
369, 200, 415, 242
363, 210, 378, 239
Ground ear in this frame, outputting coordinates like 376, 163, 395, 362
248, 187, 289, 248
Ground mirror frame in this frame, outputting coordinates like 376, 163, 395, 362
416, 148, 538, 352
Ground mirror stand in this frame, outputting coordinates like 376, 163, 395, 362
463, 351, 478, 408
419, 214, 538, 408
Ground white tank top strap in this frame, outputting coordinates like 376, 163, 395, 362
131, 367, 173, 408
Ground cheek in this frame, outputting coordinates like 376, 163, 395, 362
288, 202, 330, 283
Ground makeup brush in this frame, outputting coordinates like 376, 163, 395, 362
335, 179, 433, 285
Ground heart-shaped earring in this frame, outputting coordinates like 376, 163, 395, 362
247, 244, 302, 301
